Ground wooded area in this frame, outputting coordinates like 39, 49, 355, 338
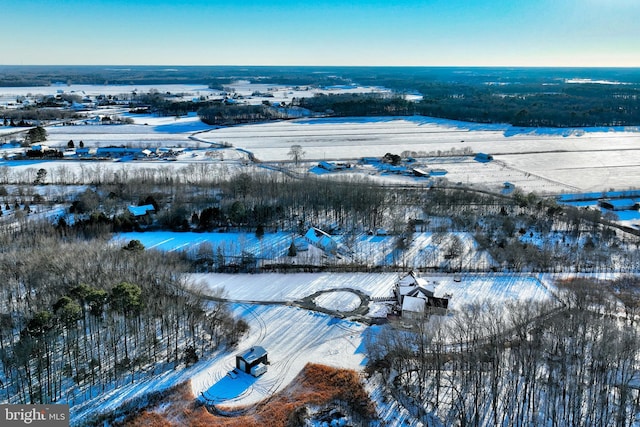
367, 277, 640, 426
0, 227, 247, 406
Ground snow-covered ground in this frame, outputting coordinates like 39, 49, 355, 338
192, 304, 368, 406
3, 112, 640, 193
187, 271, 555, 410
314, 291, 362, 312
0, 83, 217, 102
0, 81, 388, 109
187, 272, 554, 311
70, 270, 556, 424
115, 231, 293, 260
195, 116, 640, 192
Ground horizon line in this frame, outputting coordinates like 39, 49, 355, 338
2, 64, 640, 69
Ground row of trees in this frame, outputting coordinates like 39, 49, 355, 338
293, 93, 416, 117
367, 278, 640, 426
2, 158, 638, 273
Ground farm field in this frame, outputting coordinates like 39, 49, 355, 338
197, 116, 640, 192
2, 83, 640, 195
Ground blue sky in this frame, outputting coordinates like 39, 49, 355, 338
2, 0, 638, 66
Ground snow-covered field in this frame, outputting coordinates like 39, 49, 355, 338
186, 271, 555, 408
115, 231, 293, 260
195, 116, 640, 192
188, 272, 554, 311
3, 83, 640, 194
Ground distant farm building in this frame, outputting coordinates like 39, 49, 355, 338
318, 161, 337, 172
128, 204, 156, 217
394, 271, 449, 318
317, 161, 351, 172
236, 346, 268, 377
474, 153, 493, 163
429, 168, 448, 176
412, 168, 429, 177
305, 227, 339, 254
96, 147, 144, 158
293, 236, 309, 251
502, 182, 516, 195
360, 157, 381, 165
599, 199, 640, 211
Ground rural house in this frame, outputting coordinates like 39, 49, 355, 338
394, 271, 450, 318
236, 346, 268, 377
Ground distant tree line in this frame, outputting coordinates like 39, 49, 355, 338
195, 86, 640, 128
4, 66, 640, 127
1, 110, 80, 125
414, 83, 640, 127
293, 93, 416, 117
198, 104, 290, 125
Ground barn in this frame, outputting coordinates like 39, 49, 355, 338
236, 346, 268, 377
128, 204, 156, 217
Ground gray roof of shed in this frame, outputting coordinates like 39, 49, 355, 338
238, 346, 267, 364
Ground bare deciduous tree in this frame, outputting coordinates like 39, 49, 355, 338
288, 144, 305, 165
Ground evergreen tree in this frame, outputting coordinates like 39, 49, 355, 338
26, 126, 47, 144
288, 239, 297, 257
256, 224, 265, 239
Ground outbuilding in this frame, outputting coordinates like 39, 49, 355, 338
598, 198, 640, 211
236, 346, 268, 377
474, 153, 493, 163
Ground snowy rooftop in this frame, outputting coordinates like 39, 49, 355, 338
402, 295, 426, 313
237, 346, 267, 364
128, 204, 155, 217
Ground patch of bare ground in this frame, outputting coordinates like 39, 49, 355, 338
112, 363, 376, 427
